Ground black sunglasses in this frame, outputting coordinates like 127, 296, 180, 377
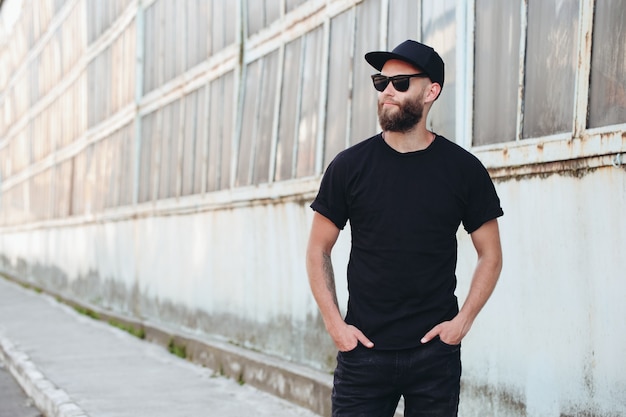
371, 73, 430, 92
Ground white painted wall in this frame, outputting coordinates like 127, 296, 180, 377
457, 166, 626, 416
1, 166, 625, 415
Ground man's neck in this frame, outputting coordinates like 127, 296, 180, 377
382, 126, 435, 153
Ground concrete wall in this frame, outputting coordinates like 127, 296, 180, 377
0, 194, 339, 370
457, 166, 626, 416
1, 164, 625, 416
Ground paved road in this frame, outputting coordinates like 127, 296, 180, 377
0, 358, 42, 417
0, 277, 323, 417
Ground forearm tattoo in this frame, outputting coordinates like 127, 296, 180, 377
322, 252, 339, 308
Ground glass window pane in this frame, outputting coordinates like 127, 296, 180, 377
169, 100, 182, 198
221, 73, 235, 189
247, 0, 265, 36
286, 0, 306, 13
265, 0, 281, 27
388, 0, 419, 49
0, 101, 4, 141
89, 143, 101, 212
173, 1, 186, 77
523, 0, 579, 138
181, 91, 198, 196
105, 134, 120, 209
588, 0, 626, 128
473, 0, 520, 145
55, 159, 72, 217
324, 9, 354, 166
119, 124, 134, 206
139, 111, 155, 203
163, 0, 177, 83
0, 147, 6, 180
207, 79, 220, 192
422, 0, 456, 141
44, 168, 54, 219
237, 59, 262, 187
207, 79, 225, 191
245, 0, 280, 36
350, 0, 381, 146
157, 106, 170, 200
254, 49, 280, 184
3, 185, 18, 225
184, 0, 198, 69
185, 0, 210, 70
72, 152, 85, 215
107, 133, 119, 209
98, 140, 109, 211
32, 170, 52, 219
193, 86, 207, 195
296, 27, 324, 178
158, 100, 180, 199
143, 3, 155, 93
237, 49, 280, 187
212, 1, 236, 52
11, 128, 30, 173
275, 38, 302, 181
207, 72, 234, 191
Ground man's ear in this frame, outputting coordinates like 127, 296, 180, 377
425, 82, 442, 103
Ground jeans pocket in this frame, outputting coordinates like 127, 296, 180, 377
435, 337, 461, 353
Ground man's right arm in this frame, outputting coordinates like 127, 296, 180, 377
306, 212, 373, 351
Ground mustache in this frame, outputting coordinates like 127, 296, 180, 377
378, 96, 400, 106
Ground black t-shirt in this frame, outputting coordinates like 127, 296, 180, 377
310, 133, 503, 350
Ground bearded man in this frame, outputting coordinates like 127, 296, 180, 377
306, 40, 504, 417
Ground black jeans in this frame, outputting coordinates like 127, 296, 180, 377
332, 338, 461, 417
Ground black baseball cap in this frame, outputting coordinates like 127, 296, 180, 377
365, 40, 445, 89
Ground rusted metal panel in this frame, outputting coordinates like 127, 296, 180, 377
478, 128, 626, 177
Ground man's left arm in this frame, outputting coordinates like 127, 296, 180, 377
421, 218, 503, 345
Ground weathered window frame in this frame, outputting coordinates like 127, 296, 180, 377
469, 0, 626, 178
1, 0, 625, 229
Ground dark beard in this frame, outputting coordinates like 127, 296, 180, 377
377, 96, 423, 133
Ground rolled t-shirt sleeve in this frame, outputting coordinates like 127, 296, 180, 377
310, 155, 350, 230
462, 161, 504, 234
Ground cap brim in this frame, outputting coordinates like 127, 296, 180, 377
365, 51, 422, 72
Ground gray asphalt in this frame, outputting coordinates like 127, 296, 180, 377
0, 358, 42, 417
0, 277, 322, 417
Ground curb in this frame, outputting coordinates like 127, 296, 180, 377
0, 334, 89, 417
71, 307, 334, 417
0, 273, 333, 417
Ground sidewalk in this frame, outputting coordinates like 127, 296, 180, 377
0, 276, 325, 417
